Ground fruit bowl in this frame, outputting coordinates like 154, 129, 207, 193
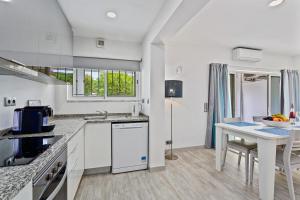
262, 120, 290, 128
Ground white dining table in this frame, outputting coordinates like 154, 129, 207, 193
215, 122, 293, 200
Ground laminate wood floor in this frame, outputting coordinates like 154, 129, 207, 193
75, 148, 300, 200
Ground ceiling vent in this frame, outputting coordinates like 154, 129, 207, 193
232, 47, 263, 62
96, 38, 105, 48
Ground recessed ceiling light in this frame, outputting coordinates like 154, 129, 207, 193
0, 0, 12, 2
268, 0, 285, 7
106, 11, 117, 19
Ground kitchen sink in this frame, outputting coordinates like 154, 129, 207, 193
84, 114, 140, 121
84, 116, 107, 120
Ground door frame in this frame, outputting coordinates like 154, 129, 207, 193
228, 66, 281, 118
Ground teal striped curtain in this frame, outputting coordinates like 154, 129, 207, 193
205, 63, 232, 148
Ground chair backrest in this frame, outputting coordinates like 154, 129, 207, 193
253, 116, 265, 122
284, 130, 300, 163
223, 117, 241, 123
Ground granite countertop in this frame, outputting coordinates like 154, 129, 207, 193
0, 119, 86, 200
0, 114, 148, 200
54, 113, 149, 123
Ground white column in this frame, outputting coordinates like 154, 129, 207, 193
257, 138, 277, 200
148, 44, 166, 168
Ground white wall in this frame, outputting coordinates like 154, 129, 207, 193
0, 76, 55, 130
73, 36, 142, 60
165, 42, 294, 148
54, 85, 135, 114
293, 56, 300, 67
0, 0, 73, 56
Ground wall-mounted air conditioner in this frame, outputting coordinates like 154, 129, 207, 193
232, 47, 263, 62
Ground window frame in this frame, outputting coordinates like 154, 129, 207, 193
66, 69, 140, 102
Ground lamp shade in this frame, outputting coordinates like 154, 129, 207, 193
165, 80, 183, 98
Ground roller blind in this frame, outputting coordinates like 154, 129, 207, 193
73, 56, 141, 71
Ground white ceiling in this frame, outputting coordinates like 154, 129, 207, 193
168, 0, 300, 56
57, 0, 167, 42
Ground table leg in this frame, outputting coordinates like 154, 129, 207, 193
257, 138, 277, 200
216, 127, 225, 171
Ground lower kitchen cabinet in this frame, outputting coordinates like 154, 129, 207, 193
67, 127, 85, 200
85, 122, 111, 169
13, 181, 32, 200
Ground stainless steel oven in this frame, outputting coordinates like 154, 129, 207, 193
33, 146, 67, 200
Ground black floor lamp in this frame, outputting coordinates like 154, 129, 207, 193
165, 80, 183, 160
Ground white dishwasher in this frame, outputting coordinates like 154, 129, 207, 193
112, 122, 148, 174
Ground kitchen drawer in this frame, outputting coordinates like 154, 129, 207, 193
67, 146, 78, 173
68, 127, 84, 171
13, 181, 32, 200
68, 158, 84, 200
67, 126, 84, 200
68, 159, 79, 200
68, 129, 82, 156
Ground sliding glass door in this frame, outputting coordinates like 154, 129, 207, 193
269, 76, 281, 115
229, 72, 280, 121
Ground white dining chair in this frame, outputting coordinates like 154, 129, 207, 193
249, 129, 300, 200
223, 117, 257, 184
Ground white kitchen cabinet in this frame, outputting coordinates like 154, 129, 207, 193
85, 123, 111, 169
13, 181, 32, 200
67, 127, 85, 200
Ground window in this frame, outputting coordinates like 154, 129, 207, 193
270, 76, 281, 114
27, 66, 74, 85
71, 68, 138, 98
107, 70, 136, 97
71, 68, 105, 96
49, 68, 73, 84
229, 73, 235, 117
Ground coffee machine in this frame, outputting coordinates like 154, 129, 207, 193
12, 106, 54, 134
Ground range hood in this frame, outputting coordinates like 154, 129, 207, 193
0, 57, 65, 85
0, 57, 38, 77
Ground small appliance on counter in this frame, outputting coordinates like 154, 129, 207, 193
12, 106, 55, 134
131, 103, 142, 117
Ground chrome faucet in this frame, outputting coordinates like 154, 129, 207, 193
96, 110, 108, 119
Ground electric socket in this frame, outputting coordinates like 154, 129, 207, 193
204, 102, 208, 112
166, 140, 172, 145
4, 97, 16, 107
11, 97, 16, 106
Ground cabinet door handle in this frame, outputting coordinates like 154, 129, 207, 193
69, 145, 78, 156
117, 127, 143, 130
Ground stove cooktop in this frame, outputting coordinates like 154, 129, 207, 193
0, 135, 63, 167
